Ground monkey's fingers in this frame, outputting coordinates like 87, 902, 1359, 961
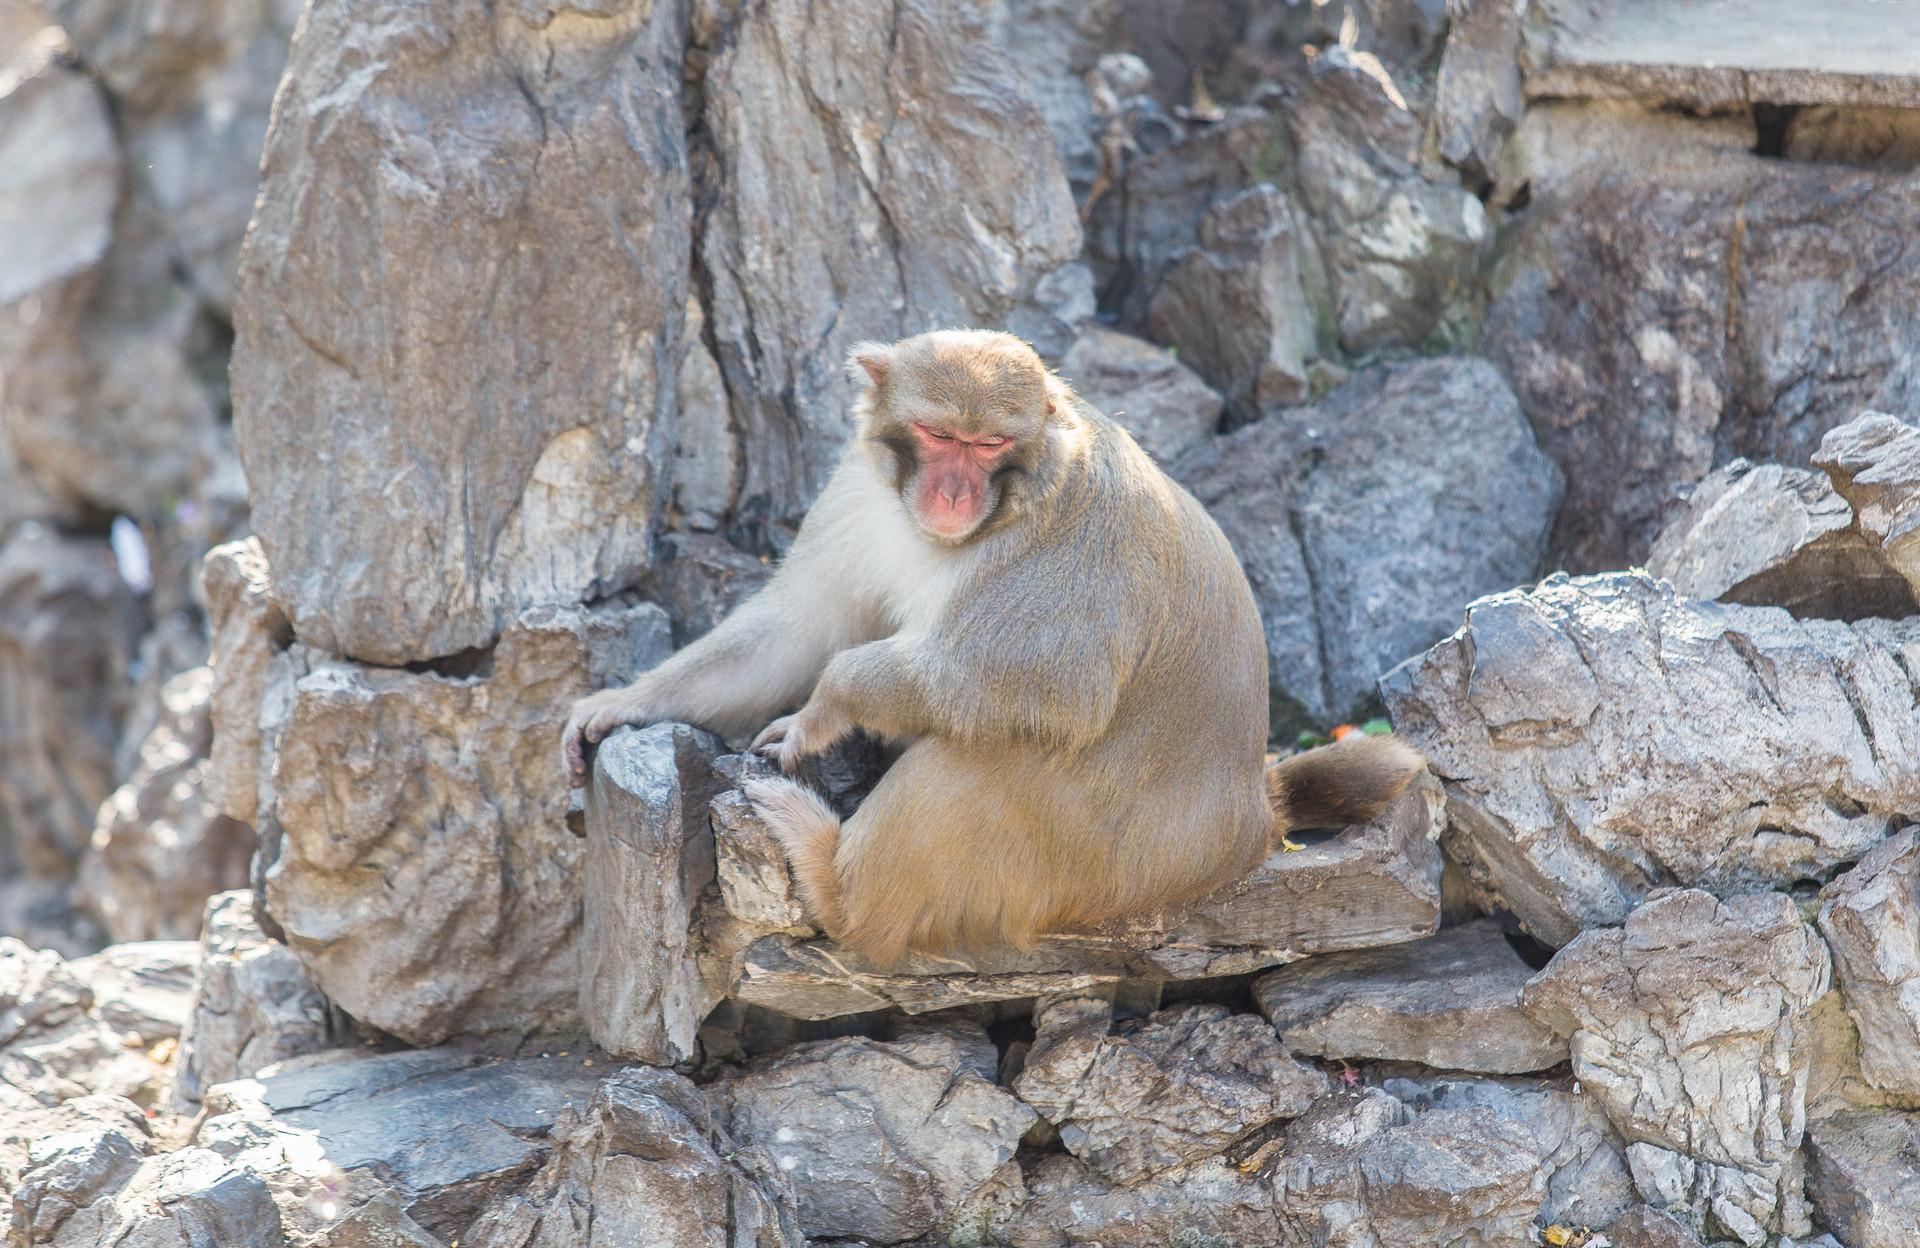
751, 714, 796, 757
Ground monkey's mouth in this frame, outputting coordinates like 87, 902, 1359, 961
914, 493, 996, 544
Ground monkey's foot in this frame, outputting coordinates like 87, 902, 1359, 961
1279, 834, 1305, 852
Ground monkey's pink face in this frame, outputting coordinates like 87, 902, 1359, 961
909, 421, 1015, 541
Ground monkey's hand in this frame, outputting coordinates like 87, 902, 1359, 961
750, 699, 852, 774
562, 686, 652, 789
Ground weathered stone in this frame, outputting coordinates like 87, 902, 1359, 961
1057, 327, 1223, 464
1522, 0, 1920, 110
1422, 0, 1526, 188
1817, 828, 1920, 1099
1786, 105, 1920, 170
173, 891, 336, 1111
671, 296, 740, 535
13, 1139, 283, 1248
466, 1066, 802, 1248
1256, 919, 1566, 1074
260, 602, 672, 1045
1520, 889, 1830, 1240
0, 1094, 150, 1202
1486, 160, 1920, 571
1180, 357, 1559, 728
234, 0, 691, 664
0, 940, 174, 1131
198, 1047, 602, 1242
65, 941, 197, 1046
581, 723, 726, 1067
720, 1024, 1034, 1243
1609, 1205, 1710, 1248
1805, 1110, 1920, 1248
74, 667, 253, 943
1384, 572, 1920, 945
988, 0, 1121, 194
1001, 1154, 1273, 1248
0, 529, 143, 881
1647, 458, 1917, 621
201, 537, 289, 829
1815, 410, 1920, 600
1014, 999, 1325, 1183
6, 1126, 153, 1246
643, 530, 773, 645
697, 0, 1083, 540
710, 775, 1444, 1019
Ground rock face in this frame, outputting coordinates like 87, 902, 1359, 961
1014, 999, 1325, 1184
1817, 829, 1920, 1099
720, 1024, 1034, 1244
1384, 571, 1920, 946
1255, 919, 1566, 1074
74, 667, 252, 943
467, 1066, 803, 1248
173, 891, 336, 1111
696, 0, 1085, 543
1520, 889, 1831, 1241
12, 1132, 284, 1248
1815, 410, 1920, 600
1805, 1110, 1920, 1248
259, 602, 672, 1045
1057, 327, 1223, 465
1179, 357, 1560, 728
199, 537, 288, 831
233, 0, 692, 665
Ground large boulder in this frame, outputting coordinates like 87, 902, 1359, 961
233, 0, 692, 664
1520, 889, 1831, 1242
256, 601, 672, 1045
11, 1134, 284, 1248
1816, 829, 1920, 1099
1179, 357, 1560, 729
1383, 572, 1920, 945
1057, 327, 1224, 465
696, 0, 1085, 541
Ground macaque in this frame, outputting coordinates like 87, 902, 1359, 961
563, 329, 1421, 964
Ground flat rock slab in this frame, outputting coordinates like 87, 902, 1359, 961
1524, 0, 1920, 109
1255, 919, 1566, 1074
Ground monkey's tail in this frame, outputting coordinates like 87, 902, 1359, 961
1267, 734, 1426, 834
741, 776, 848, 934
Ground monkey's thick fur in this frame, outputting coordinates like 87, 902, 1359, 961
565, 330, 1423, 965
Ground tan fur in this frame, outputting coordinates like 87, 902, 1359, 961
562, 328, 1427, 964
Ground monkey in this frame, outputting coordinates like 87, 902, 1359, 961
562, 329, 1423, 965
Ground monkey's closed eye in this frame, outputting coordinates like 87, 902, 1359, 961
913, 422, 956, 443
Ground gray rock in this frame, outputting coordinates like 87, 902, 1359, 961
75, 667, 254, 943
466, 1066, 802, 1248
1422, 0, 1527, 188
1817, 829, 1920, 1098
720, 1024, 1035, 1243
201, 537, 289, 830
1383, 572, 1920, 946
259, 602, 671, 1045
581, 723, 727, 1067
1520, 889, 1830, 1239
198, 1047, 603, 1241
1057, 328, 1223, 465
6, 1127, 152, 1246
1805, 1110, 1920, 1248
233, 0, 691, 664
1256, 920, 1567, 1074
0, 529, 143, 881
1609, 1205, 1710, 1248
14, 1142, 284, 1248
1815, 410, 1920, 601
1647, 458, 1917, 621
1485, 159, 1920, 571
697, 0, 1083, 541
0, 1094, 151, 1203
65, 942, 197, 1046
987, 0, 1121, 193
1014, 999, 1325, 1183
1180, 357, 1560, 728
1001, 1153, 1274, 1248
643, 532, 775, 645
173, 891, 336, 1111
672, 296, 740, 535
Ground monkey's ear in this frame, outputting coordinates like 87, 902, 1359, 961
846, 341, 893, 389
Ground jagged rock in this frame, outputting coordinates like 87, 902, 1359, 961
1384, 572, 1920, 945
1422, 0, 1526, 187
1805, 1110, 1920, 1248
65, 942, 197, 1046
1013, 999, 1325, 1183
6, 1126, 153, 1246
581, 723, 726, 1067
1609, 1205, 1710, 1248
1817, 828, 1920, 1098
1384, 1075, 1635, 1229
1520, 889, 1830, 1240
74, 667, 253, 943
720, 1024, 1034, 1243
1002, 1154, 1273, 1248
671, 297, 740, 535
1815, 410, 1920, 600
0, 529, 144, 881
1057, 328, 1223, 464
173, 891, 335, 1111
1255, 919, 1566, 1074
201, 537, 288, 829
233, 0, 691, 665
1486, 160, 1920, 571
1180, 357, 1559, 728
697, 0, 1084, 541
644, 531, 773, 645
11, 1136, 282, 1248
707, 774, 1444, 1019
466, 1066, 802, 1248
1146, 184, 1317, 419
258, 601, 672, 1045
0, 1095, 151, 1202
0, 939, 174, 1134
1522, 0, 1920, 110
1647, 458, 1917, 621
987, 0, 1120, 194
198, 1047, 603, 1242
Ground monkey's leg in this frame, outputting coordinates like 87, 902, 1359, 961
741, 777, 848, 935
